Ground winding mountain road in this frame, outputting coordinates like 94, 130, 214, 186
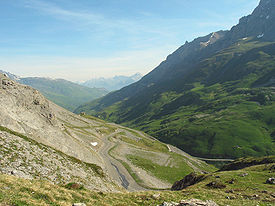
98, 130, 146, 191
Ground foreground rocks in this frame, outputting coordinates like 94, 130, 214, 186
171, 173, 206, 191
158, 199, 218, 206
266, 177, 275, 184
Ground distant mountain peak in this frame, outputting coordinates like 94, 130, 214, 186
82, 73, 143, 91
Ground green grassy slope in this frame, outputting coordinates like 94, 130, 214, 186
1, 158, 274, 206
19, 77, 108, 111
76, 40, 275, 159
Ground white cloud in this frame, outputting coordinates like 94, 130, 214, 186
22, 0, 138, 32
24, 0, 102, 21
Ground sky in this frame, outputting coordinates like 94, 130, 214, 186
0, 0, 260, 81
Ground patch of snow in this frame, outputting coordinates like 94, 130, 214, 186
90, 142, 98, 147
257, 33, 264, 38
242, 37, 248, 40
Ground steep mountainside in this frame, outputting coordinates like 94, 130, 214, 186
76, 0, 275, 159
0, 73, 213, 192
18, 77, 108, 112
81, 73, 143, 92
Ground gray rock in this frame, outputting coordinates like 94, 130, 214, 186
239, 173, 249, 177
152, 193, 161, 200
11, 170, 16, 175
266, 177, 275, 184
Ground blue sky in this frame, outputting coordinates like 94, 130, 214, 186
0, 0, 260, 81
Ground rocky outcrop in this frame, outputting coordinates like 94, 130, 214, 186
266, 177, 275, 184
171, 173, 206, 191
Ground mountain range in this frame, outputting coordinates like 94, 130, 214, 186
80, 73, 143, 92
75, 0, 275, 159
0, 70, 108, 112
